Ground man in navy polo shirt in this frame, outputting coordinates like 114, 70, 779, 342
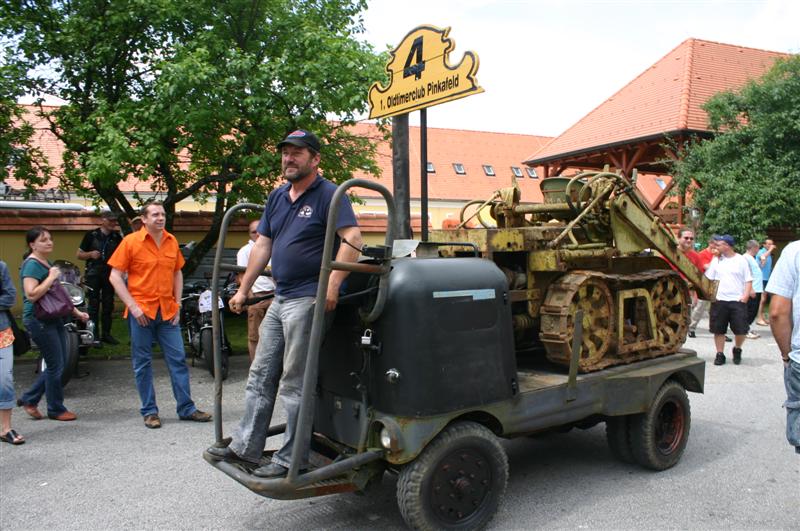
207, 129, 362, 478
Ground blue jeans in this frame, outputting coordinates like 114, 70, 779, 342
784, 359, 800, 454
231, 296, 317, 468
0, 344, 15, 409
20, 317, 68, 416
129, 311, 196, 418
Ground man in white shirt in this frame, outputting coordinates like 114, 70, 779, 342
705, 234, 752, 366
765, 240, 800, 454
237, 220, 276, 362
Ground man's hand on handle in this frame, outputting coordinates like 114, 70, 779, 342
229, 291, 247, 314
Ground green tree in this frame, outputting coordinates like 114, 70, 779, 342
673, 55, 800, 246
1, 0, 385, 273
0, 61, 49, 188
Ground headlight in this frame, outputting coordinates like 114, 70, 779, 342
380, 427, 392, 449
63, 283, 84, 306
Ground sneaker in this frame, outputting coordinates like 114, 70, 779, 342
688, 330, 696, 338
745, 331, 760, 339
714, 352, 726, 366
179, 410, 212, 422
144, 414, 162, 429
733, 347, 742, 365
724, 335, 733, 343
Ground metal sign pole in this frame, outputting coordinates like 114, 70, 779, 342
420, 108, 429, 241
392, 114, 412, 239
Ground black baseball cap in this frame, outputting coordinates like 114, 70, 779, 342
277, 129, 321, 152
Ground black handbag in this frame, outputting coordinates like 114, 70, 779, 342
6, 311, 31, 357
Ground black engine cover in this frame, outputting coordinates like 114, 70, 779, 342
364, 257, 516, 416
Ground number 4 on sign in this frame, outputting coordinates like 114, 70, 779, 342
403, 36, 425, 79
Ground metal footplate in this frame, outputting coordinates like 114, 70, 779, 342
202, 447, 385, 500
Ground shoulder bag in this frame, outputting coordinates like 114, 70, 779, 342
25, 257, 74, 321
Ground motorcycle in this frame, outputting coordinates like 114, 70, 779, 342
35, 260, 98, 387
181, 280, 235, 380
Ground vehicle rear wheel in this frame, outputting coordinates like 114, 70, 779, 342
200, 328, 228, 380
605, 416, 634, 464
630, 380, 690, 470
397, 421, 508, 531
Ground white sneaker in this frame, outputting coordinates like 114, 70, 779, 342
746, 331, 760, 339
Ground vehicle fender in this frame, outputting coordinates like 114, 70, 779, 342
374, 410, 504, 465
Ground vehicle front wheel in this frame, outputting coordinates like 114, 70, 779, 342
397, 421, 508, 531
630, 380, 691, 470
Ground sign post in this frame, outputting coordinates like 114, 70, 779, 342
368, 25, 482, 241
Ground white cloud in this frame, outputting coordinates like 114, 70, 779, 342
362, 0, 799, 136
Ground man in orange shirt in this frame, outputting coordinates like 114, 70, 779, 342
108, 201, 211, 429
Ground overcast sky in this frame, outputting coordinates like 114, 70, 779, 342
361, 0, 800, 137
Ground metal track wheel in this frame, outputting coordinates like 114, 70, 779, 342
649, 273, 690, 353
540, 272, 614, 371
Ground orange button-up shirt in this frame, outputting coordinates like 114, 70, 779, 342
107, 228, 185, 320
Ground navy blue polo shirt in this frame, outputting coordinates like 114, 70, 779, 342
257, 175, 358, 298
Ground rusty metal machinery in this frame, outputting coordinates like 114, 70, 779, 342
430, 169, 714, 373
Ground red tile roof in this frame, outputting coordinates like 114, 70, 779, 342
7, 109, 553, 205
526, 38, 790, 165
350, 122, 552, 203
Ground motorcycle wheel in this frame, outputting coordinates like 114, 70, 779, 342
37, 331, 79, 387
63, 331, 80, 386
200, 328, 228, 380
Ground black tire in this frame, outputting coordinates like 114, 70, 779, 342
200, 328, 228, 380
605, 416, 635, 464
397, 421, 508, 531
630, 380, 691, 471
62, 331, 79, 387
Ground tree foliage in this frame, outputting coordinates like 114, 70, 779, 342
1, 0, 386, 272
673, 55, 800, 246
0, 60, 49, 187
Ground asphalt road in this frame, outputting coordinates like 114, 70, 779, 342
1, 320, 797, 530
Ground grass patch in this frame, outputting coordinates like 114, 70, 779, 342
20, 311, 250, 360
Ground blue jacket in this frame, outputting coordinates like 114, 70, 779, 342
0, 260, 18, 330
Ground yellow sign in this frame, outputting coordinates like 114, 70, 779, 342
368, 25, 483, 119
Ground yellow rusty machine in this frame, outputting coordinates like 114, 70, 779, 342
428, 169, 716, 373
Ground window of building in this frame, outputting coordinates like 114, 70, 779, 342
427, 162, 435, 173
654, 178, 667, 190
482, 164, 495, 176
511, 166, 523, 177
453, 163, 466, 175
526, 167, 538, 179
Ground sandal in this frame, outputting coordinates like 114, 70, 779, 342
0, 429, 26, 445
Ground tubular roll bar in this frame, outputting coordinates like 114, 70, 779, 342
210, 179, 396, 492
288, 178, 395, 483
212, 202, 264, 443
